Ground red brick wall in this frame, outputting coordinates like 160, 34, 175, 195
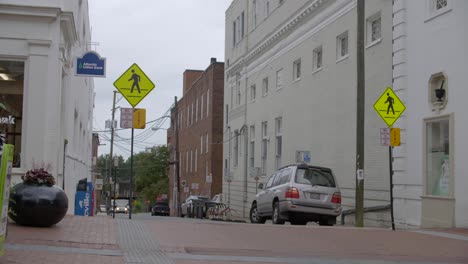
168, 61, 224, 215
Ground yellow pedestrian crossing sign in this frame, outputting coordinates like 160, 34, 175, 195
373, 87, 406, 127
113, 63, 155, 107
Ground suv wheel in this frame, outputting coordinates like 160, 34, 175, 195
272, 202, 285, 225
250, 203, 266, 224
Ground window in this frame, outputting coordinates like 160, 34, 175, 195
262, 77, 269, 96
295, 168, 336, 187
200, 135, 203, 154
277, 168, 292, 185
241, 12, 245, 38
236, 74, 241, 105
196, 98, 199, 122
206, 133, 209, 153
265, 173, 276, 189
266, 0, 270, 17
293, 59, 301, 80
313, 46, 323, 72
225, 105, 229, 124
367, 13, 381, 45
0, 61, 25, 168
337, 31, 349, 60
195, 149, 198, 172
190, 150, 193, 172
425, 115, 452, 197
234, 130, 239, 167
436, 0, 448, 10
186, 151, 189, 173
187, 107, 189, 127
206, 90, 210, 118
427, 0, 451, 21
250, 125, 255, 168
251, 85, 256, 101
253, 0, 257, 27
261, 122, 268, 174
232, 21, 236, 47
237, 16, 241, 43
201, 94, 204, 119
276, 69, 283, 90
275, 118, 282, 169
191, 102, 194, 125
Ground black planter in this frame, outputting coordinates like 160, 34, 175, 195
9, 183, 68, 227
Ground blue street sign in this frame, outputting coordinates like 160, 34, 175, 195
76, 51, 106, 77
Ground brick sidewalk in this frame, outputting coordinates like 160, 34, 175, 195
1, 215, 124, 264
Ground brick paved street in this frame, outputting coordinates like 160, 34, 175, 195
1, 215, 124, 264
2, 213, 468, 264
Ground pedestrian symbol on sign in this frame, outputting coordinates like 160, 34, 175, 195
129, 70, 141, 93
385, 93, 395, 115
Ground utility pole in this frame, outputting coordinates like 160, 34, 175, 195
355, 0, 365, 227
110, 90, 117, 219
174, 96, 180, 217
129, 119, 134, 219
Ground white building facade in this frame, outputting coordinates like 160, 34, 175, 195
0, 0, 95, 214
392, 0, 468, 228
224, 0, 394, 225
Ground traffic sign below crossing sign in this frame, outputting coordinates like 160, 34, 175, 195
113, 63, 155, 107
373, 87, 406, 127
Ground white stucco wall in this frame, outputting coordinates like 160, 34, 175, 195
393, 0, 468, 228
0, 0, 95, 215
224, 0, 394, 223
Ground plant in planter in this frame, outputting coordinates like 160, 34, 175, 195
9, 166, 68, 227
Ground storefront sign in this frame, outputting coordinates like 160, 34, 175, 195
76, 51, 106, 77
0, 116, 15, 125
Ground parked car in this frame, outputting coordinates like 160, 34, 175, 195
151, 201, 170, 216
180, 195, 210, 217
250, 164, 341, 226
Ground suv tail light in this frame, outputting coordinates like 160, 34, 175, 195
331, 192, 341, 204
285, 187, 300, 199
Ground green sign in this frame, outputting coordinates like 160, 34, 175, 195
0, 144, 14, 256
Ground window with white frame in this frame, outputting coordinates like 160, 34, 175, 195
195, 149, 198, 172
186, 151, 189, 173
367, 13, 381, 45
336, 31, 349, 60
261, 122, 268, 174
190, 150, 193, 172
225, 105, 229, 124
427, 0, 451, 20
200, 135, 203, 154
233, 12, 245, 46
425, 115, 452, 197
275, 118, 282, 169
436, 0, 448, 10
196, 98, 199, 122
293, 59, 301, 81
313, 46, 323, 72
262, 77, 269, 96
201, 94, 204, 119
250, 125, 255, 168
233, 20, 236, 47
186, 107, 189, 127
191, 102, 194, 125
266, 0, 270, 18
276, 69, 283, 90
253, 0, 257, 27
206, 133, 209, 153
236, 74, 241, 105
234, 130, 239, 167
251, 84, 256, 101
206, 89, 210, 117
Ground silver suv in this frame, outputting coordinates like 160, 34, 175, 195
250, 164, 342, 226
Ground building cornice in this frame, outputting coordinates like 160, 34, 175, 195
227, 0, 331, 76
0, 4, 60, 21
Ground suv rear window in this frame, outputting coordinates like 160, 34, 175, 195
295, 168, 336, 187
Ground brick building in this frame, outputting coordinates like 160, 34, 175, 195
167, 58, 224, 215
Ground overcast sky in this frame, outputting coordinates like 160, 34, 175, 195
89, 0, 231, 159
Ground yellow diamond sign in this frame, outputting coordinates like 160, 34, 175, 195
113, 63, 155, 107
373, 87, 406, 127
